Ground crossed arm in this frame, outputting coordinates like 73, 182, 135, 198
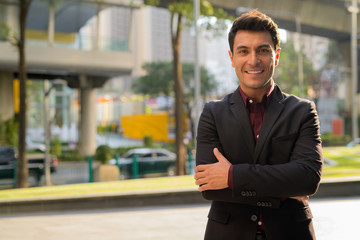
194, 148, 310, 201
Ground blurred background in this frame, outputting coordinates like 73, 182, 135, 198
1, 1, 360, 239
0, 0, 359, 189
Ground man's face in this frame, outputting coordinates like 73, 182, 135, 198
228, 30, 280, 95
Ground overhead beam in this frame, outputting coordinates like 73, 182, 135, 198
208, 0, 354, 40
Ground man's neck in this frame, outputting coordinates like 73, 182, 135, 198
240, 82, 274, 103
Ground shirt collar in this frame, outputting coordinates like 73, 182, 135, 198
239, 82, 274, 108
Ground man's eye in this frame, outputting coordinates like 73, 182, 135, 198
238, 50, 248, 54
259, 48, 270, 53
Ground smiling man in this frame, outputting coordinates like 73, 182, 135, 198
194, 10, 323, 240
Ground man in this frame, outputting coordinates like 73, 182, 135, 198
194, 10, 323, 240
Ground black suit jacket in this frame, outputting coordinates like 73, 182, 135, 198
196, 85, 323, 240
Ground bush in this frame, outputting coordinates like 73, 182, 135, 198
0, 117, 18, 147
321, 132, 352, 147
59, 150, 87, 162
50, 135, 62, 156
94, 145, 113, 164
143, 135, 154, 147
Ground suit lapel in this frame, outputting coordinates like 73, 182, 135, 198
230, 87, 256, 155
254, 86, 285, 163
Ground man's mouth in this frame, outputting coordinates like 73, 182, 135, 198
245, 70, 264, 74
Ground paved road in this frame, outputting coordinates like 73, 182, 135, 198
0, 197, 359, 240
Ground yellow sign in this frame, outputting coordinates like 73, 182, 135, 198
13, 79, 19, 113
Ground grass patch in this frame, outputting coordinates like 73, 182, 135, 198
0, 175, 196, 200
322, 146, 360, 178
1, 146, 359, 201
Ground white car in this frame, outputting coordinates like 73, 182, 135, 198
26, 137, 46, 152
109, 148, 176, 179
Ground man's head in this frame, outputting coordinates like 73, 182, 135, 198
228, 9, 280, 53
227, 9, 281, 101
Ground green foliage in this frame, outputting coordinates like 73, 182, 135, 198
143, 135, 154, 147
0, 21, 17, 46
132, 61, 217, 98
132, 62, 173, 97
94, 145, 113, 164
97, 125, 112, 134
321, 132, 351, 147
58, 150, 87, 162
144, 0, 160, 6
0, 22, 10, 41
182, 62, 218, 98
276, 40, 318, 96
324, 40, 344, 65
50, 135, 62, 156
0, 117, 18, 147
144, 0, 231, 35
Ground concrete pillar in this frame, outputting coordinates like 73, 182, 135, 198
78, 75, 97, 156
0, 72, 14, 122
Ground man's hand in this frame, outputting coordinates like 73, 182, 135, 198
194, 148, 232, 192
290, 196, 309, 201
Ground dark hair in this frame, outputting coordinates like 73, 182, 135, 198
228, 9, 280, 52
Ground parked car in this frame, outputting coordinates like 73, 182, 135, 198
26, 137, 46, 152
0, 146, 58, 187
109, 148, 176, 179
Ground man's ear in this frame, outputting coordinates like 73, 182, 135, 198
228, 50, 235, 68
275, 48, 281, 66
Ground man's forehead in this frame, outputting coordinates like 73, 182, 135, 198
234, 30, 275, 49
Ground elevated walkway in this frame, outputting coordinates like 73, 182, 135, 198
0, 42, 134, 77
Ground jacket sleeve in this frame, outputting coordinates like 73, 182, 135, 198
195, 102, 282, 208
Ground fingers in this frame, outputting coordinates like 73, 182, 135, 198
213, 148, 230, 165
290, 196, 309, 200
213, 148, 224, 162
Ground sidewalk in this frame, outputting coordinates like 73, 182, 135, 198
1, 176, 360, 216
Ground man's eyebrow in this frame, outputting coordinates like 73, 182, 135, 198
257, 44, 273, 49
235, 45, 248, 50
235, 44, 273, 50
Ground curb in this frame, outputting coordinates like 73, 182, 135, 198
1, 178, 360, 216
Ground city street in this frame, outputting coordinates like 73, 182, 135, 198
0, 197, 359, 240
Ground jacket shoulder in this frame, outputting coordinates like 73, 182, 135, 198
205, 92, 234, 108
283, 93, 316, 106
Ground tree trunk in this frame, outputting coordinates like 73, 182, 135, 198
171, 13, 186, 175
16, 0, 32, 188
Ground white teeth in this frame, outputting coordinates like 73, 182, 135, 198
247, 70, 262, 74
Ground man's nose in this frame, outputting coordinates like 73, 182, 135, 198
248, 51, 260, 66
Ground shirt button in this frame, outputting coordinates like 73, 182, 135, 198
258, 221, 263, 226
249, 99, 253, 103
256, 135, 259, 139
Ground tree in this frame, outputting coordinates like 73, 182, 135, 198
1, 0, 62, 187
145, 0, 228, 175
16, 0, 33, 188
0, 0, 32, 187
276, 40, 318, 97
132, 62, 173, 98
132, 61, 218, 138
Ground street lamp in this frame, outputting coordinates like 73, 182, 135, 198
193, 0, 201, 143
44, 79, 67, 186
347, 0, 359, 142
